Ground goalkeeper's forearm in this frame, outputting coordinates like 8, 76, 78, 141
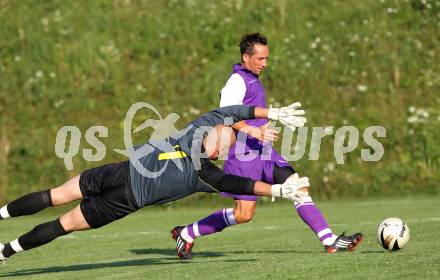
253, 181, 274, 196
254, 107, 270, 119
211, 175, 274, 197
254, 106, 281, 122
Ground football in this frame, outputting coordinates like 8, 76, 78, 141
377, 218, 410, 251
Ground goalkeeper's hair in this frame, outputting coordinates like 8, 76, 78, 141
239, 33, 267, 57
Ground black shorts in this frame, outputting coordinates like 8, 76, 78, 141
272, 165, 296, 184
79, 161, 139, 229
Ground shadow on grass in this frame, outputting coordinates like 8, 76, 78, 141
0, 247, 371, 277
130, 248, 225, 257
0, 258, 256, 277
130, 247, 317, 258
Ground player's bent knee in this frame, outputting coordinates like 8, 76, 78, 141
60, 205, 91, 232
235, 214, 253, 224
234, 209, 256, 224
233, 200, 256, 224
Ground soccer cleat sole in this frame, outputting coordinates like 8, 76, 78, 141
176, 236, 194, 260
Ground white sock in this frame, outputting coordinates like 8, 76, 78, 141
180, 227, 194, 243
10, 239, 24, 254
318, 228, 338, 246
224, 208, 237, 226
0, 205, 10, 219
322, 234, 338, 246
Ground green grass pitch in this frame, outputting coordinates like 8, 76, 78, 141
0, 195, 439, 279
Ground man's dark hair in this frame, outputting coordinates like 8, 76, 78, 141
239, 33, 267, 56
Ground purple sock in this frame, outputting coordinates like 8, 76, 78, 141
295, 197, 337, 245
182, 208, 236, 242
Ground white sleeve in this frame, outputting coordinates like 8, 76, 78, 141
219, 73, 246, 107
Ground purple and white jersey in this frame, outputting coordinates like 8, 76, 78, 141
220, 64, 290, 192
220, 64, 268, 155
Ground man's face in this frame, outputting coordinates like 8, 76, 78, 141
242, 44, 269, 76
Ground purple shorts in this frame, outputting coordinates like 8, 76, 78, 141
221, 149, 291, 201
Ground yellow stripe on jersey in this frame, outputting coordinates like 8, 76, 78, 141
158, 145, 187, 160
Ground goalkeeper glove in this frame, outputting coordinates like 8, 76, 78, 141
271, 173, 310, 202
268, 102, 307, 131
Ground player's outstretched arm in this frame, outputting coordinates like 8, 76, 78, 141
254, 103, 307, 131
254, 175, 310, 200
197, 160, 309, 201
214, 176, 310, 202
189, 103, 306, 131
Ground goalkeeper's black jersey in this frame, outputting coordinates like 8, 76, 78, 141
128, 105, 257, 207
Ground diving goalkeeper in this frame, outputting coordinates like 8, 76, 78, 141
0, 104, 309, 263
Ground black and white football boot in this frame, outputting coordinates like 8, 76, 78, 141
171, 226, 194, 260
